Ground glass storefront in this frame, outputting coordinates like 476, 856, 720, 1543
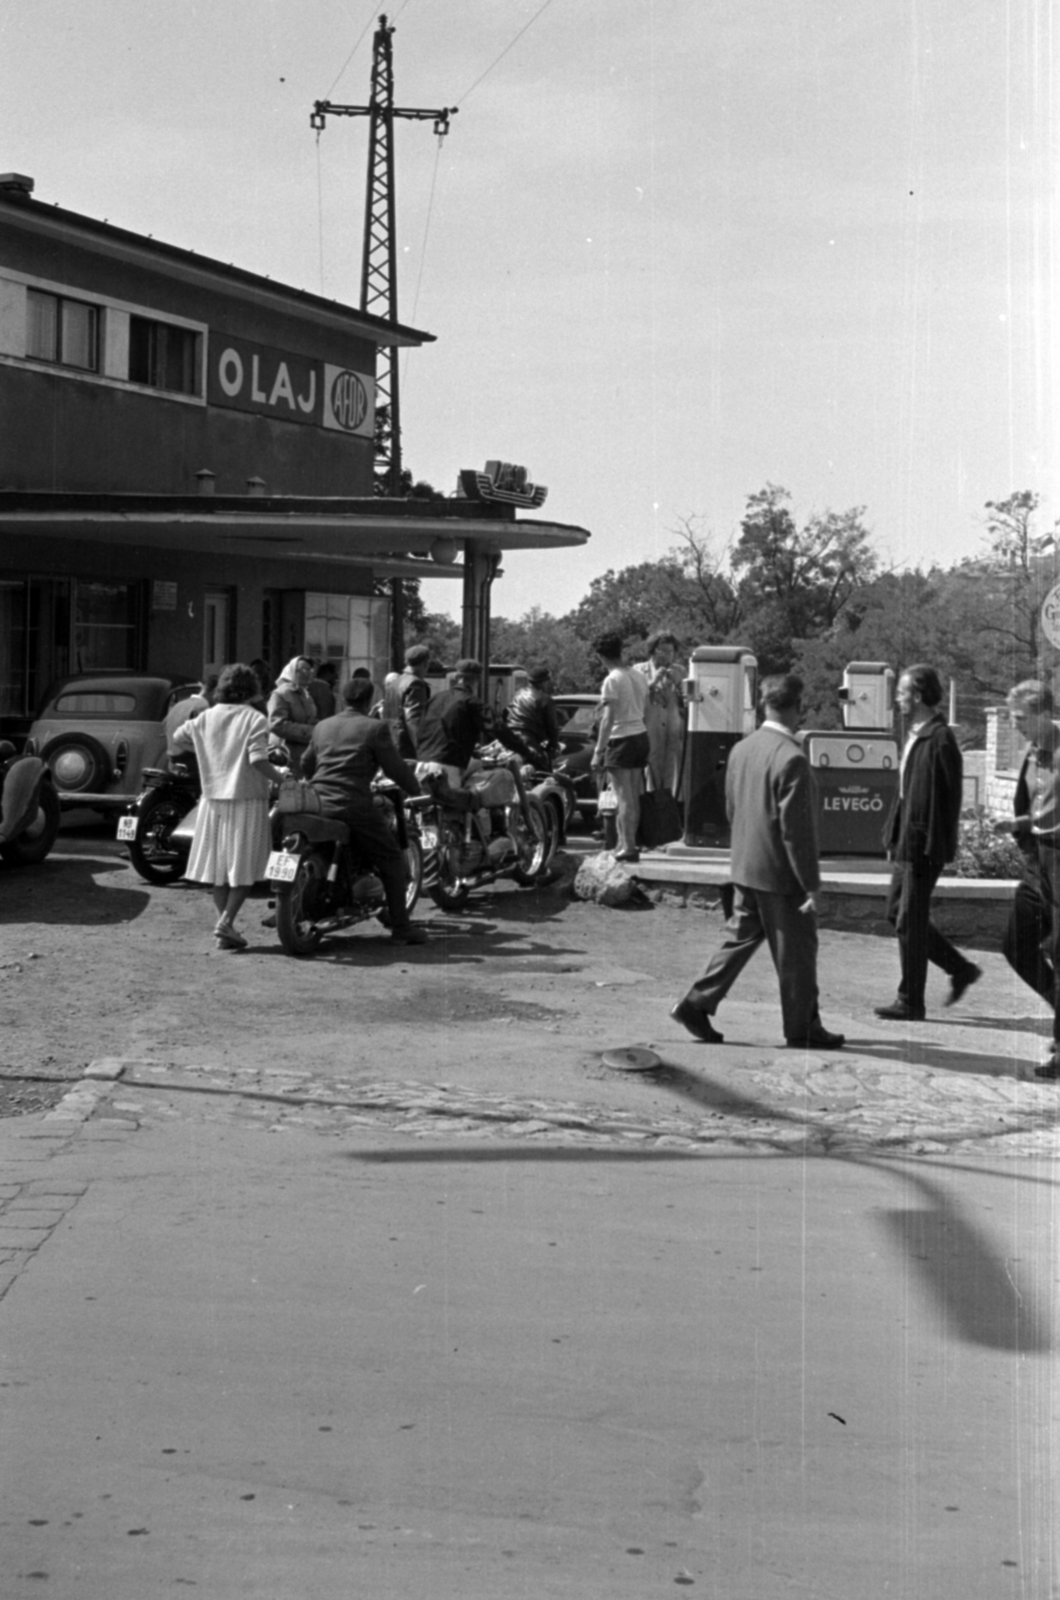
303, 592, 390, 694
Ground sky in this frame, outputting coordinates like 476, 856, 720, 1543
2, 0, 1056, 622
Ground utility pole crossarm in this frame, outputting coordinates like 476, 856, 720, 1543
312, 101, 456, 135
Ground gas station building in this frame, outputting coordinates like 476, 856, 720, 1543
0, 173, 590, 743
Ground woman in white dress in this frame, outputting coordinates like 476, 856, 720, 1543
171, 662, 285, 950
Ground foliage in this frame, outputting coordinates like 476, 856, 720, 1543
407, 610, 461, 667
490, 609, 597, 693
951, 809, 1026, 880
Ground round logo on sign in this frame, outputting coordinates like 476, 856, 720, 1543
1041, 583, 1060, 650
329, 370, 368, 432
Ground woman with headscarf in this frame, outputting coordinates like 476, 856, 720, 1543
171, 662, 286, 950
267, 655, 317, 774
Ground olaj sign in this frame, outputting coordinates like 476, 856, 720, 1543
207, 335, 373, 437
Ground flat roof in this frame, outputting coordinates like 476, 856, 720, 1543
0, 186, 433, 349
0, 489, 591, 574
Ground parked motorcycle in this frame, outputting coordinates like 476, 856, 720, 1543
413, 755, 550, 913
118, 756, 201, 885
267, 780, 423, 957
0, 742, 61, 866
526, 766, 577, 865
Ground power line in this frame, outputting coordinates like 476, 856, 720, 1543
323, 3, 379, 100
457, 0, 558, 105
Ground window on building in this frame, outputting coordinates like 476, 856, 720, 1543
26, 289, 100, 372
128, 315, 198, 395
304, 592, 390, 691
72, 581, 142, 673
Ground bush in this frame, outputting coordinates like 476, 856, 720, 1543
952, 808, 1025, 879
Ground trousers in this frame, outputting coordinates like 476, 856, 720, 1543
1003, 845, 1060, 1039
883, 859, 967, 1012
342, 793, 410, 929
683, 882, 820, 1041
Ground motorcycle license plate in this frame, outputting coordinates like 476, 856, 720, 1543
420, 826, 439, 849
267, 850, 300, 883
116, 815, 138, 841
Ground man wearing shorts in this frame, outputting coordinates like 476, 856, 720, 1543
590, 632, 650, 862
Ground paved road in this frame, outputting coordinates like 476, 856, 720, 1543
1, 1107, 1057, 1600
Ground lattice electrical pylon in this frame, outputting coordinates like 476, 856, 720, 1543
312, 14, 456, 496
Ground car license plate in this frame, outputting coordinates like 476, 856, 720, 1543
116, 815, 138, 841
420, 826, 439, 850
266, 850, 300, 883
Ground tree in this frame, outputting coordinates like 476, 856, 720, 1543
490, 608, 597, 692
970, 490, 1059, 668
731, 485, 878, 674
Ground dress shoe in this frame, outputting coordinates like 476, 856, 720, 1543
786, 1027, 845, 1050
670, 999, 724, 1044
1034, 1055, 1060, 1081
874, 1001, 925, 1022
945, 962, 982, 1007
613, 849, 640, 864
390, 925, 428, 945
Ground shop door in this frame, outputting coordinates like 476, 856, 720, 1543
203, 591, 231, 680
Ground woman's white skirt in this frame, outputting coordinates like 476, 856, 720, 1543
185, 797, 271, 888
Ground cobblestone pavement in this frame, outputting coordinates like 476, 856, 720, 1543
35, 1045, 1060, 1160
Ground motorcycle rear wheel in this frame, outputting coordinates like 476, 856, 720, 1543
276, 850, 329, 956
511, 796, 550, 885
127, 790, 192, 885
427, 823, 470, 912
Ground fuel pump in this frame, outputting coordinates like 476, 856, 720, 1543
681, 646, 757, 845
802, 662, 898, 855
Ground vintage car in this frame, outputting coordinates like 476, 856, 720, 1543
25, 672, 199, 811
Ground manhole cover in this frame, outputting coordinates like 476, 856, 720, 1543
601, 1046, 661, 1073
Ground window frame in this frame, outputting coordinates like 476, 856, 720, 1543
0, 268, 208, 406
26, 287, 100, 373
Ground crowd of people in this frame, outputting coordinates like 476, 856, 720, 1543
151, 641, 1060, 1080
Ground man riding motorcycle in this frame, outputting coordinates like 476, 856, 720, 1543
414, 658, 533, 788
504, 665, 562, 770
300, 675, 427, 946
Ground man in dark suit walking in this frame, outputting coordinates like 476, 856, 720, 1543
671, 673, 844, 1050
874, 664, 979, 1022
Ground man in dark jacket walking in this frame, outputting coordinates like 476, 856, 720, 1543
999, 680, 1060, 1079
875, 664, 979, 1021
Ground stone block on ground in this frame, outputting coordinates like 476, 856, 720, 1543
573, 853, 645, 907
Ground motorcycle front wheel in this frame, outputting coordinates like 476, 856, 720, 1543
127, 790, 192, 885
511, 796, 550, 885
276, 850, 329, 956
427, 822, 470, 912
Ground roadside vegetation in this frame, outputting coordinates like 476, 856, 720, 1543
405, 486, 1057, 749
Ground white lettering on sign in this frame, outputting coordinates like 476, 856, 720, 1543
822, 796, 885, 811
218, 348, 243, 397
251, 355, 266, 404
322, 364, 373, 436
296, 372, 316, 413
269, 363, 296, 410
